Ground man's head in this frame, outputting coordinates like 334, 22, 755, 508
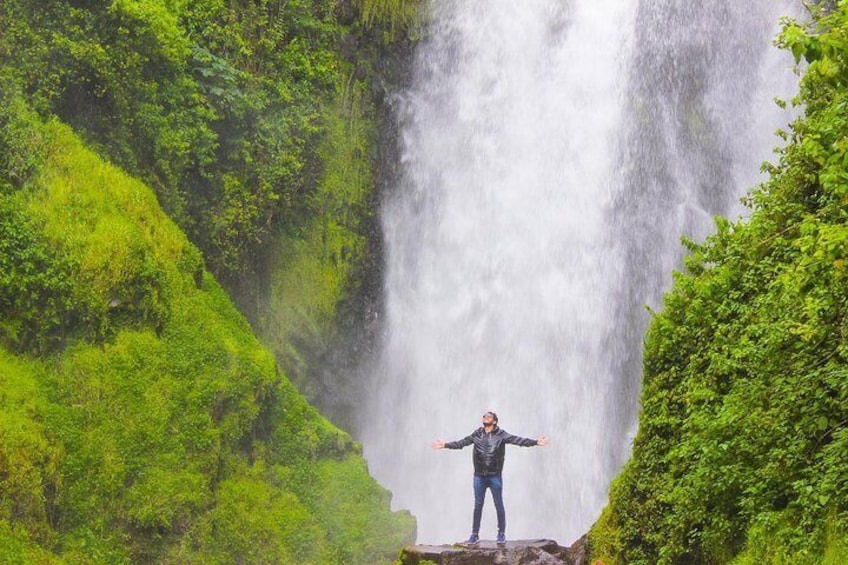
482, 411, 498, 427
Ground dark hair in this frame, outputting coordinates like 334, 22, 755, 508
484, 411, 498, 423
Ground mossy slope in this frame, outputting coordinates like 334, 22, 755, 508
0, 114, 414, 563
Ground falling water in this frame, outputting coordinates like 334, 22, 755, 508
360, 0, 800, 544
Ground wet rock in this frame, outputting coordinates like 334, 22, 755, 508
339, 33, 358, 63
334, 0, 356, 25
566, 534, 589, 565
399, 538, 584, 565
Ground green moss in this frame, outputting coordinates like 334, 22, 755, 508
0, 352, 59, 543
822, 519, 848, 565
0, 520, 64, 565
30, 120, 191, 336
356, 0, 424, 36
587, 502, 623, 565
258, 79, 373, 395
167, 463, 330, 564
0, 82, 49, 189
293, 457, 417, 563
729, 512, 847, 565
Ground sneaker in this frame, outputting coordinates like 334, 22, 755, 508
465, 533, 479, 546
496, 532, 506, 546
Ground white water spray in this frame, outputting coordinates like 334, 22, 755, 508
361, 0, 800, 544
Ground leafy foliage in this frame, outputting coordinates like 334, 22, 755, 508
591, 5, 848, 564
0, 195, 77, 352
0, 0, 403, 283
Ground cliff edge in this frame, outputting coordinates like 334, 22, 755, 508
398, 536, 590, 565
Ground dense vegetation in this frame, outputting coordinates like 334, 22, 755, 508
0, 0, 422, 407
590, 5, 848, 564
2, 0, 364, 279
0, 0, 422, 562
0, 105, 414, 562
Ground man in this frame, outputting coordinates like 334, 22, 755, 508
431, 411, 549, 546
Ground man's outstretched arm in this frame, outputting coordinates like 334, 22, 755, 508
431, 435, 474, 450
503, 432, 550, 447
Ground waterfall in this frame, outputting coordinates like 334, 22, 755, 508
360, 0, 800, 544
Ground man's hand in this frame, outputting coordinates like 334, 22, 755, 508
431, 439, 446, 450
537, 436, 550, 447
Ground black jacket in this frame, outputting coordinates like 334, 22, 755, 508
445, 426, 537, 476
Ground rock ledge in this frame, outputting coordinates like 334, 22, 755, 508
399, 536, 588, 565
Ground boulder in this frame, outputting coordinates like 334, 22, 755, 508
399, 538, 586, 565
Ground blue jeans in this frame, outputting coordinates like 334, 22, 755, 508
472, 474, 505, 535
